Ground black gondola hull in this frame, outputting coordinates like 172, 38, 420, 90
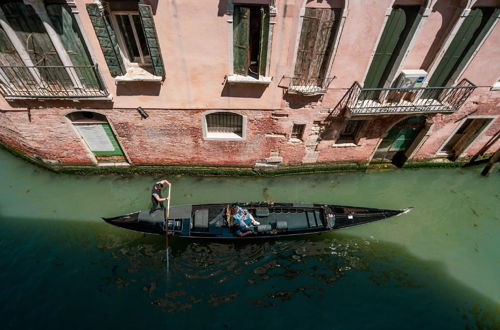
103, 202, 412, 239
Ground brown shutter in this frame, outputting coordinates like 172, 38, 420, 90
294, 8, 341, 85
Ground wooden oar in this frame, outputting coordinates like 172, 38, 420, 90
165, 184, 172, 271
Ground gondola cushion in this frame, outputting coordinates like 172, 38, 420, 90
257, 224, 272, 232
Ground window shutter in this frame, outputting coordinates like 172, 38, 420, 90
138, 4, 165, 78
1, 2, 64, 67
46, 3, 100, 88
429, 7, 499, 88
258, 6, 270, 76
364, 8, 407, 89
233, 6, 250, 75
293, 8, 341, 84
85, 3, 125, 77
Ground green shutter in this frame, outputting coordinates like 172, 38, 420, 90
364, 6, 419, 89
258, 6, 270, 76
85, 3, 125, 76
138, 4, 165, 78
428, 7, 499, 88
46, 3, 100, 88
93, 124, 124, 156
233, 6, 250, 75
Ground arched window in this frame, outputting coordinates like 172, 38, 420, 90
203, 112, 246, 140
67, 111, 125, 159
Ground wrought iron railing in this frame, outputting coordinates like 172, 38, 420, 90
0, 65, 109, 99
286, 76, 335, 96
345, 79, 476, 115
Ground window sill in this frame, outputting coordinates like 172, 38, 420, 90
115, 73, 162, 83
226, 74, 272, 85
331, 143, 359, 148
204, 132, 244, 141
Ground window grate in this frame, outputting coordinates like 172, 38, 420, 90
206, 113, 243, 135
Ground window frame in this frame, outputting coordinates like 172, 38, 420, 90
335, 119, 366, 145
290, 123, 306, 141
109, 10, 151, 68
202, 111, 247, 141
227, 1, 275, 83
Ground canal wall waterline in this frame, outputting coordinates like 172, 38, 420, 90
1, 140, 491, 177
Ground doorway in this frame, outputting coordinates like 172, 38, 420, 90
439, 118, 493, 160
373, 116, 427, 166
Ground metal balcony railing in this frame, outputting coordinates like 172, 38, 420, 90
286, 76, 335, 96
345, 79, 476, 116
0, 65, 109, 99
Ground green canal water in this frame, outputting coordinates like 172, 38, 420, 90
0, 149, 499, 330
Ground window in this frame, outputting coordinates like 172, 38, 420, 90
291, 8, 341, 92
112, 12, 150, 66
291, 124, 306, 141
0, 1, 106, 99
232, 4, 270, 78
337, 120, 365, 144
203, 112, 245, 140
68, 112, 125, 159
86, 1, 165, 79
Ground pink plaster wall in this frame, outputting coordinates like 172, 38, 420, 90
0, 0, 499, 167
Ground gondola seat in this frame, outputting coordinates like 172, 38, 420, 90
257, 224, 272, 232
276, 221, 287, 231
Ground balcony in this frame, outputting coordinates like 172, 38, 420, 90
284, 76, 335, 96
345, 79, 476, 116
0, 65, 109, 100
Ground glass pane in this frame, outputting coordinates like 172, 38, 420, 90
132, 15, 150, 62
116, 14, 140, 62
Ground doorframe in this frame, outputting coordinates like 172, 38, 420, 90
367, 114, 429, 164
435, 115, 498, 158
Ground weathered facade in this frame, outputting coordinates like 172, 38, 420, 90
0, 0, 499, 169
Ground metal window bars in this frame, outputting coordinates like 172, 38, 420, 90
345, 79, 476, 116
0, 65, 108, 99
206, 112, 243, 135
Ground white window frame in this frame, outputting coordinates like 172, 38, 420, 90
202, 111, 247, 141
109, 11, 151, 67
226, 1, 276, 84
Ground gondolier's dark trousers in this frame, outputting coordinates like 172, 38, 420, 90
151, 197, 164, 211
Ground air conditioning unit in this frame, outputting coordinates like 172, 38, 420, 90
397, 69, 428, 88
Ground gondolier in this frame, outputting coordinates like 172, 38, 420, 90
151, 179, 171, 210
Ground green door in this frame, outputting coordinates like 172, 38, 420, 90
373, 116, 427, 164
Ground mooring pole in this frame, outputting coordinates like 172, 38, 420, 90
481, 147, 500, 176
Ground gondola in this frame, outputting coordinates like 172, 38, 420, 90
102, 202, 413, 239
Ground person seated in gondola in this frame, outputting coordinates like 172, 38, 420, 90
231, 206, 259, 236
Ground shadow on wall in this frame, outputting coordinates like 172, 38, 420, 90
116, 82, 162, 96
420, 0, 463, 70
143, 0, 159, 14
283, 93, 322, 109
217, 0, 227, 17
221, 82, 267, 98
